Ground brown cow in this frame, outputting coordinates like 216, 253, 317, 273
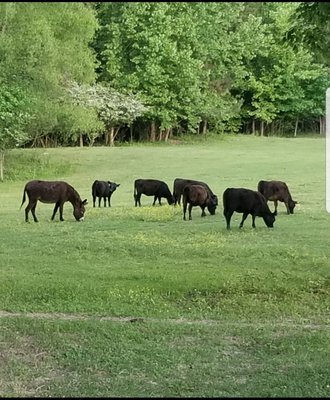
173, 177, 218, 215
257, 180, 297, 215
182, 184, 216, 220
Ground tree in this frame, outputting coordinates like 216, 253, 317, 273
93, 2, 205, 139
0, 2, 100, 164
68, 82, 148, 146
0, 85, 31, 180
287, 2, 330, 66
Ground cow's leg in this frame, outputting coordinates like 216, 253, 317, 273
188, 204, 193, 220
285, 201, 290, 215
223, 209, 233, 230
135, 193, 141, 207
178, 195, 181, 206
98, 197, 101, 207
251, 214, 256, 228
239, 212, 249, 228
92, 196, 96, 208
59, 203, 65, 221
158, 196, 162, 206
51, 201, 60, 221
152, 195, 157, 206
103, 197, 106, 207
201, 206, 206, 217
108, 195, 111, 207
183, 200, 187, 220
274, 200, 278, 216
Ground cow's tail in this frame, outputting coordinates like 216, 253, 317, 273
92, 180, 98, 196
20, 186, 27, 209
222, 188, 229, 211
133, 182, 137, 201
257, 180, 265, 194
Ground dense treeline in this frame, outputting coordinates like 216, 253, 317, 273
0, 2, 329, 171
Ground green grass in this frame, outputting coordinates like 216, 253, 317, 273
1, 135, 330, 396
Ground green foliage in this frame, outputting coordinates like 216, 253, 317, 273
287, 2, 330, 66
0, 2, 100, 151
0, 1, 330, 149
237, 2, 330, 130
0, 85, 31, 151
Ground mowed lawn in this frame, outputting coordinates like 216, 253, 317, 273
1, 135, 330, 397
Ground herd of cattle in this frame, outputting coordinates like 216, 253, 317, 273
20, 177, 298, 229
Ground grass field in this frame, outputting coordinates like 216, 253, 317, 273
1, 135, 330, 397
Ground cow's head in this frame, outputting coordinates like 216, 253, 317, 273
167, 194, 175, 205
207, 194, 218, 215
263, 212, 276, 228
288, 199, 298, 214
108, 181, 120, 193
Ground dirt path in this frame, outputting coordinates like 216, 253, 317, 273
0, 310, 329, 329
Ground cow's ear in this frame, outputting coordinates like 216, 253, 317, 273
82, 199, 88, 205
117, 183, 120, 187
294, 201, 299, 204
272, 212, 276, 216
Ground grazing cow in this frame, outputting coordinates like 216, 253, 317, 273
223, 188, 275, 229
257, 180, 297, 215
92, 180, 120, 207
134, 179, 174, 206
20, 180, 88, 222
182, 184, 217, 220
173, 178, 218, 215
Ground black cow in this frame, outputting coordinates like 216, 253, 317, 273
182, 184, 217, 220
223, 188, 276, 229
134, 179, 174, 206
257, 180, 297, 215
92, 180, 120, 207
20, 180, 87, 222
173, 178, 218, 215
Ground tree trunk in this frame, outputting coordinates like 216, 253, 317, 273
260, 120, 264, 137
252, 119, 255, 135
320, 116, 325, 135
130, 125, 133, 143
158, 129, 163, 141
79, 133, 84, 147
164, 128, 171, 142
150, 121, 156, 142
294, 118, 299, 137
202, 120, 208, 135
0, 151, 4, 182
109, 126, 114, 146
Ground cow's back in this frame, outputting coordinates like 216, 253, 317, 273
223, 188, 267, 213
135, 179, 162, 195
184, 184, 209, 205
174, 178, 213, 195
